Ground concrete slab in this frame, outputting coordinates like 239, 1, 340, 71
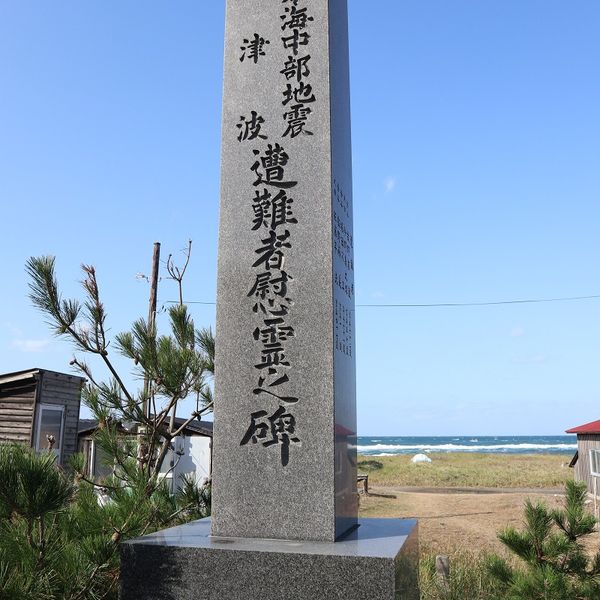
121, 517, 419, 600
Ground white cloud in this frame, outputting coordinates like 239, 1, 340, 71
510, 326, 525, 338
371, 291, 386, 300
11, 339, 50, 353
383, 176, 397, 193
5, 322, 50, 353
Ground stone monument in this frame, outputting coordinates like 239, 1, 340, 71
121, 1, 419, 598
212, 0, 358, 544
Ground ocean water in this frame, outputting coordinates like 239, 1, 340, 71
357, 435, 577, 456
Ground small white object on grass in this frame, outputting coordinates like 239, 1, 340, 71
411, 453, 432, 464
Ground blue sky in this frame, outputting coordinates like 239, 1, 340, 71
1, 1, 598, 435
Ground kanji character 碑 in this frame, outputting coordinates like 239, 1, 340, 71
240, 406, 300, 466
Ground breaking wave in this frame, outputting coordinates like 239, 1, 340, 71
357, 441, 576, 455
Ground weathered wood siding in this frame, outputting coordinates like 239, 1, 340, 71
33, 371, 83, 465
574, 434, 600, 492
0, 380, 36, 444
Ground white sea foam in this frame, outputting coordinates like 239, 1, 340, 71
356, 443, 577, 453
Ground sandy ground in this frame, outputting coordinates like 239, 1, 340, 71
358, 485, 600, 555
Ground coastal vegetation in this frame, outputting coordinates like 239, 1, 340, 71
419, 551, 502, 600
1, 441, 594, 599
0, 249, 213, 599
0, 443, 210, 600
487, 480, 600, 599
10, 252, 591, 599
26, 249, 215, 489
358, 452, 573, 489
418, 481, 600, 600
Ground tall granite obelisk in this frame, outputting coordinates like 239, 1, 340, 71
121, 2, 419, 598
211, 0, 357, 543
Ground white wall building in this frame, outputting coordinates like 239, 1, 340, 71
78, 417, 213, 492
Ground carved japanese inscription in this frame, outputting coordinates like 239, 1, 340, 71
234, 0, 319, 467
213, 0, 356, 542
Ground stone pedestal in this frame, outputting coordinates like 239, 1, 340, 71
121, 517, 419, 600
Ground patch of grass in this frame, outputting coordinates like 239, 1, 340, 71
357, 459, 383, 471
360, 453, 573, 488
419, 550, 503, 600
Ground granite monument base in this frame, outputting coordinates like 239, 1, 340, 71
121, 517, 419, 600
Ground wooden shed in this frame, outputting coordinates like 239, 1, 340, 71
0, 368, 84, 466
566, 419, 600, 493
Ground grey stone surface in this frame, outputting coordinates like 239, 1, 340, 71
212, 0, 357, 542
121, 2, 420, 596
121, 518, 419, 600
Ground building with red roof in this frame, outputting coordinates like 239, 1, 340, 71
566, 419, 600, 492
566, 420, 600, 435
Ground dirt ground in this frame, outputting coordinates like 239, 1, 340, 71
358, 485, 600, 555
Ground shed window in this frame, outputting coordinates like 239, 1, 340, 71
35, 405, 64, 456
93, 444, 113, 480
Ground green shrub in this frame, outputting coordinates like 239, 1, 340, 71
0, 444, 118, 600
487, 480, 600, 600
0, 444, 211, 600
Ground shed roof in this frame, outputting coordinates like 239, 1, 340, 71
566, 419, 600, 434
78, 417, 213, 438
0, 368, 85, 387
78, 419, 100, 435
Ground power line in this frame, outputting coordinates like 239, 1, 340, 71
357, 294, 600, 308
166, 301, 216, 305
165, 294, 600, 309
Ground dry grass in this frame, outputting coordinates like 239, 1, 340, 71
355, 454, 594, 599
358, 452, 573, 489
359, 487, 600, 600
419, 550, 504, 600
359, 488, 571, 554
